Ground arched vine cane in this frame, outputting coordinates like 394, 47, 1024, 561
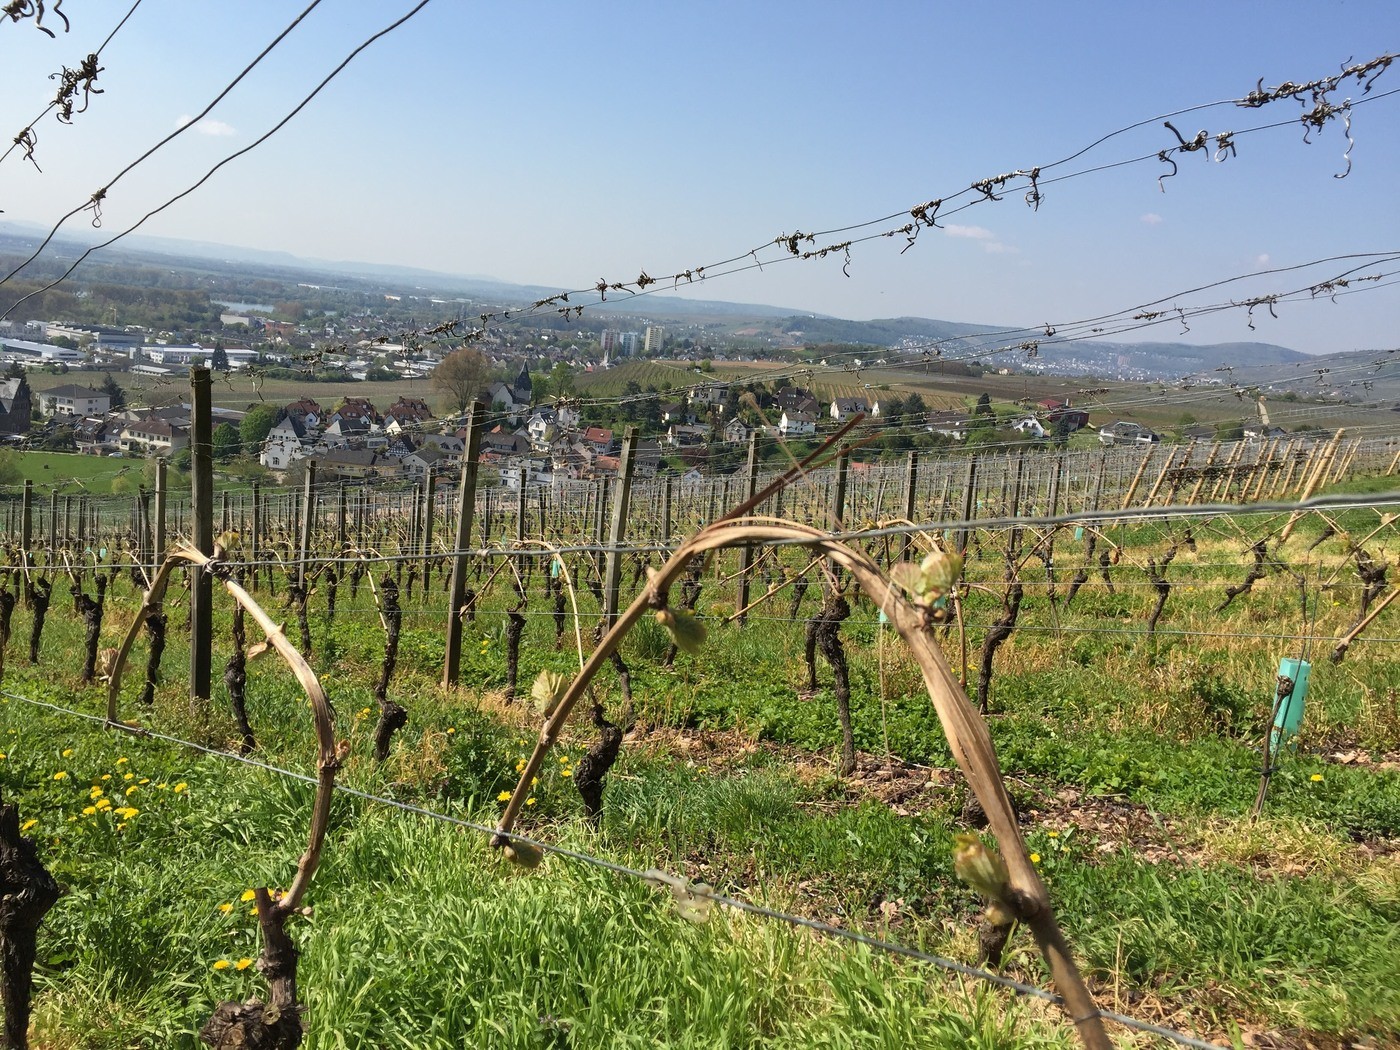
492, 516, 1113, 1050
106, 544, 340, 1048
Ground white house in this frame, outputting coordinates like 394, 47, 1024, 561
38, 384, 110, 418
830, 397, 867, 422
779, 410, 817, 437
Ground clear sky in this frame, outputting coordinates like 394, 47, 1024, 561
0, 1, 1396, 354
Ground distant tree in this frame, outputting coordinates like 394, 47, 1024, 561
975, 393, 993, 416
212, 422, 240, 461
3, 362, 23, 380
549, 362, 576, 397
0, 448, 21, 486
431, 348, 490, 412
530, 372, 552, 402
100, 372, 127, 410
904, 393, 927, 420
239, 404, 278, 451
38, 426, 75, 452
171, 446, 192, 471
881, 395, 906, 426
210, 342, 229, 371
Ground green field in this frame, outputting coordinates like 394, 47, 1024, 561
5, 450, 144, 496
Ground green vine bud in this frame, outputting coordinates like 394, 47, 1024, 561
531, 669, 570, 717
952, 832, 1010, 903
891, 548, 963, 608
502, 841, 544, 869
672, 882, 714, 924
655, 608, 707, 654
983, 900, 1015, 927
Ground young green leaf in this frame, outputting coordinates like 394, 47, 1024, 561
531, 669, 570, 717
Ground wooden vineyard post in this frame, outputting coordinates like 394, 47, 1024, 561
337, 483, 348, 552
1140, 445, 1177, 508
956, 455, 977, 556
443, 402, 485, 689
421, 474, 436, 584
1246, 440, 1276, 502
1119, 445, 1155, 510
190, 366, 214, 703
736, 433, 760, 625
1008, 452, 1026, 556
1267, 440, 1296, 499
830, 447, 850, 529
902, 450, 919, 562
1279, 430, 1344, 546
661, 475, 672, 546
297, 463, 317, 592
1185, 443, 1220, 505
19, 481, 31, 564
154, 460, 167, 569
602, 428, 639, 629
1331, 437, 1362, 484
249, 481, 261, 586
46, 492, 57, 557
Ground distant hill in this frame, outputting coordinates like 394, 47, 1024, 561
0, 220, 1319, 380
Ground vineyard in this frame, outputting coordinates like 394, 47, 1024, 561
0, 382, 1394, 1049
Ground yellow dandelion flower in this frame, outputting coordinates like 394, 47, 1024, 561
531, 777, 538, 787
0, 753, 6, 760
82, 806, 97, 816
235, 958, 253, 971
156, 782, 168, 789
1030, 853, 1042, 864
62, 749, 73, 758
1046, 830, 1059, 837
116, 823, 127, 831
123, 772, 134, 780
125, 786, 138, 796
1310, 773, 1324, 782
218, 903, 233, 914
53, 771, 68, 780
560, 769, 572, 778
115, 807, 138, 819
446, 727, 455, 735
212, 960, 231, 971
514, 760, 525, 773
100, 774, 111, 781
173, 783, 188, 793
240, 889, 256, 902
526, 797, 537, 807
89, 786, 104, 799
95, 798, 111, 811
497, 791, 511, 802
249, 907, 258, 916
115, 757, 128, 765
20, 819, 36, 832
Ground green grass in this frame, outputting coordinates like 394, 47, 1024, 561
3, 506, 1400, 1047
7, 450, 139, 496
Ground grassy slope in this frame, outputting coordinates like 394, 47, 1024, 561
1, 507, 1398, 1047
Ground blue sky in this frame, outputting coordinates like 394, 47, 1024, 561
0, 1, 1396, 354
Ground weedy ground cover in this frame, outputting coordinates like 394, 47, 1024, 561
0, 502, 1397, 1047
